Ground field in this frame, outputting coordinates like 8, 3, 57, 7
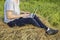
20, 0, 60, 29
0, 0, 60, 40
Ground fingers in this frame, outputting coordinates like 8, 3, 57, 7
20, 11, 30, 14
22, 14, 30, 18
26, 12, 30, 14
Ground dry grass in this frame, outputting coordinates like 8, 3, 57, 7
0, 0, 60, 40
0, 19, 60, 40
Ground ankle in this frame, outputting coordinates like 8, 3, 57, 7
47, 28, 50, 31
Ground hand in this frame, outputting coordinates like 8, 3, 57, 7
21, 13, 30, 18
20, 11, 30, 14
25, 12, 30, 14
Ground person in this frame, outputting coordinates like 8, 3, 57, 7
4, 0, 58, 35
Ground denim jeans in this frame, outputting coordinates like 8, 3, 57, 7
7, 14, 48, 30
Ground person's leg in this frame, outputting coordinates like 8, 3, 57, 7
17, 18, 41, 26
7, 13, 47, 28
7, 17, 40, 27
7, 14, 58, 35
26, 14, 58, 35
33, 15, 48, 30
7, 18, 26, 27
26, 14, 48, 30
33, 14, 58, 35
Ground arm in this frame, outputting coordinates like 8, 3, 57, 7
7, 10, 23, 19
7, 10, 30, 19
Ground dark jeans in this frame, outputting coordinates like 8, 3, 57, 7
7, 14, 48, 30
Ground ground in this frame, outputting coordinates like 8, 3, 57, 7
0, 20, 60, 40
0, 0, 60, 40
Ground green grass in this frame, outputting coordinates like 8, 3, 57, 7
0, 0, 60, 29
20, 0, 60, 29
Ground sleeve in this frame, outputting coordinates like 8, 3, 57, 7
6, 1, 14, 11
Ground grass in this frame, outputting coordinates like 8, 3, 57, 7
20, 0, 60, 29
0, 0, 60, 29
0, 0, 60, 40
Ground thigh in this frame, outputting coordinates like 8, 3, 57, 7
7, 18, 25, 27
19, 18, 39, 26
12, 18, 32, 26
18, 18, 33, 24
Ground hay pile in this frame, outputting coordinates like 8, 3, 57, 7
0, 20, 60, 40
